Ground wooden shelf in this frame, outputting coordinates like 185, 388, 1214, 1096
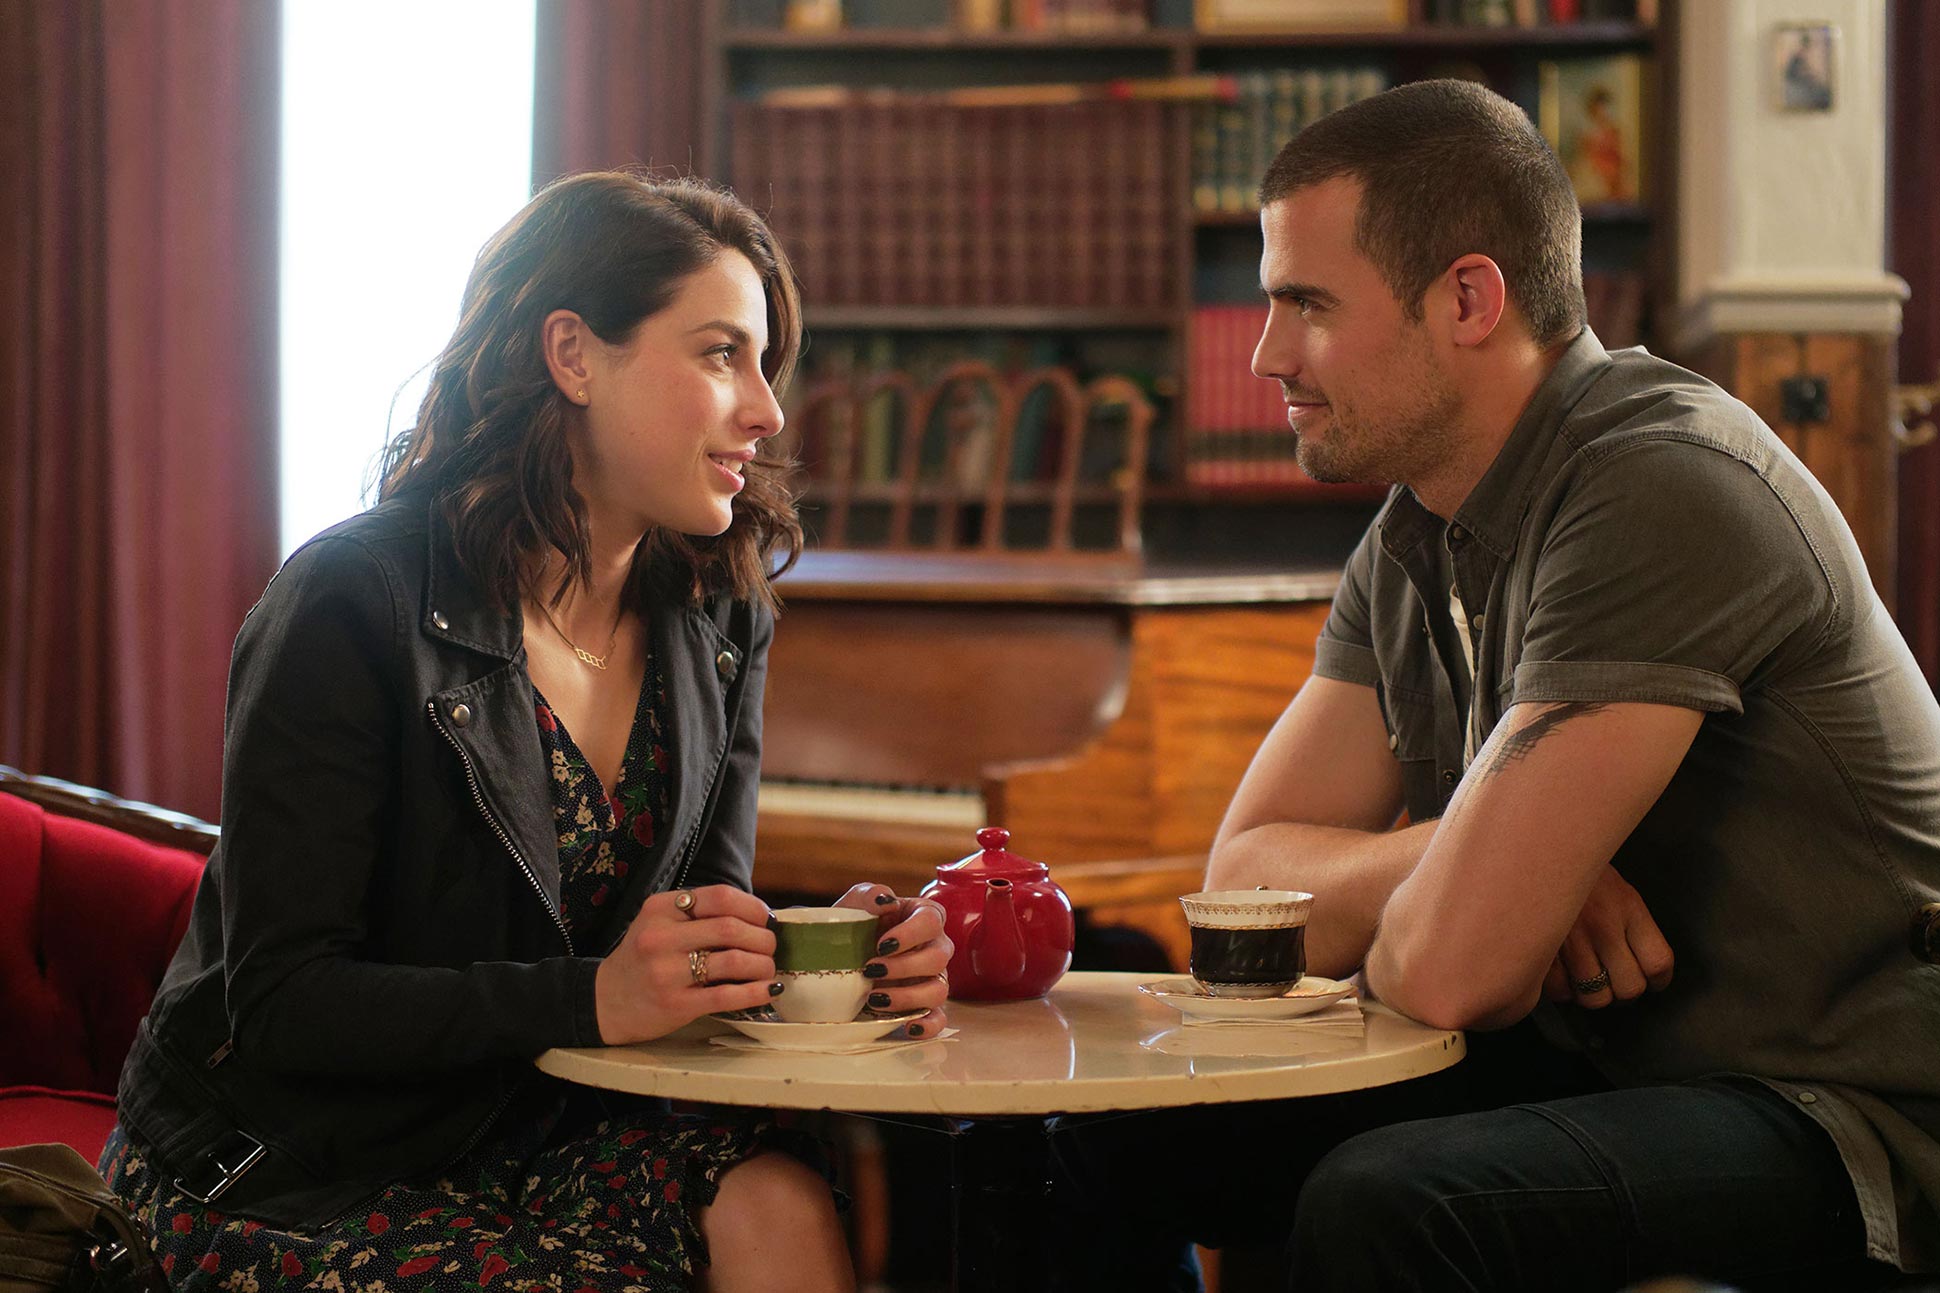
1580, 201, 1653, 223
1196, 201, 1652, 227
722, 27, 1185, 51
1144, 482, 1389, 505
805, 306, 1180, 331
1191, 21, 1655, 49
1193, 209, 1263, 228
803, 480, 1126, 505
724, 23, 1655, 52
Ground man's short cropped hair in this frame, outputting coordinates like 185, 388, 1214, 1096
1259, 78, 1586, 348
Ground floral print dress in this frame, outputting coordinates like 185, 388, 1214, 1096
101, 655, 802, 1293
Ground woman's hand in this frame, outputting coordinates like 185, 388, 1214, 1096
834, 883, 954, 1037
595, 885, 779, 1044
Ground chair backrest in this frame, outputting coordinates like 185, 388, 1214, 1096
0, 768, 212, 1094
795, 363, 1152, 555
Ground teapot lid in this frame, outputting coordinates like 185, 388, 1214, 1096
940, 827, 1047, 879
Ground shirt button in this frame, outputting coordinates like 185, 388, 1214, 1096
1441, 768, 1457, 785
1471, 614, 1485, 631
715, 650, 738, 682
431, 611, 450, 631
1388, 732, 1399, 751
1798, 1091, 1818, 1105
1449, 525, 1467, 544
450, 703, 472, 728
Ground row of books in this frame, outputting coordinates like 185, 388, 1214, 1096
1183, 304, 1369, 492
1425, 0, 1656, 24
1193, 66, 1389, 215
732, 99, 1182, 310
744, 0, 1150, 31
735, 0, 1652, 32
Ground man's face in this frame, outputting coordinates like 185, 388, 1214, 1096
1253, 177, 1459, 489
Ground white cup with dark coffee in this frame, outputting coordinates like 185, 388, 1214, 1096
1179, 890, 1314, 998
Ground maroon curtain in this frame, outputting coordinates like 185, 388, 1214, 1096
0, 1, 280, 821
1893, 0, 1940, 686
532, 0, 706, 188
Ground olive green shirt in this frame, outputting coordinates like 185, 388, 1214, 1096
1314, 329, 1940, 1271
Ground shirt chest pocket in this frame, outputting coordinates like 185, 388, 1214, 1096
1378, 687, 1449, 820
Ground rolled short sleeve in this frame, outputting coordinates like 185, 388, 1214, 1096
1313, 524, 1382, 689
1512, 439, 1835, 715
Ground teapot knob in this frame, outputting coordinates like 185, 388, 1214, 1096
977, 826, 1010, 851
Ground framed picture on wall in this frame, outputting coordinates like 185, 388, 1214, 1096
1539, 54, 1645, 207
1774, 23, 1836, 112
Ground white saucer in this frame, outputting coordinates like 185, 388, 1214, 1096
1137, 975, 1356, 1021
711, 1009, 925, 1051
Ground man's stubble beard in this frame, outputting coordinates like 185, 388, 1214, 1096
1292, 348, 1460, 489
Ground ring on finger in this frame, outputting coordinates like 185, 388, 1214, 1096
688, 948, 709, 986
673, 889, 698, 918
1570, 969, 1611, 995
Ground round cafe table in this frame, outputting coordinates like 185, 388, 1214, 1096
537, 971, 1463, 1291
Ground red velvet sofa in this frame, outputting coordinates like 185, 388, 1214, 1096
0, 767, 212, 1165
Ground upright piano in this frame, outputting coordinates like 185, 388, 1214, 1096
754, 550, 1340, 969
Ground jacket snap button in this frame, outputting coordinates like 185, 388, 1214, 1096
431, 611, 450, 631
1387, 732, 1399, 751
451, 703, 472, 728
1798, 1091, 1818, 1105
715, 650, 737, 682
1441, 768, 1457, 785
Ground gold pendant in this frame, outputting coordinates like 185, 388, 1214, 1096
573, 646, 609, 670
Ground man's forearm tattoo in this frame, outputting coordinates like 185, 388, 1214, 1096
1472, 702, 1610, 783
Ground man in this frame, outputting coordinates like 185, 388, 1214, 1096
1053, 79, 1940, 1291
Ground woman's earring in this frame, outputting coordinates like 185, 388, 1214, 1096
574, 389, 587, 403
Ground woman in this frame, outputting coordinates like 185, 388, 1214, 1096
101, 172, 951, 1293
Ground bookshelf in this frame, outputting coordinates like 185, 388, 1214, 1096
700, 0, 1669, 547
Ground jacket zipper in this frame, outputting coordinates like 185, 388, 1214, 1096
426, 699, 572, 955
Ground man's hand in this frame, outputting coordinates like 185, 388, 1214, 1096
1541, 864, 1675, 1009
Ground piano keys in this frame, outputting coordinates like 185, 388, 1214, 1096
755, 550, 1339, 970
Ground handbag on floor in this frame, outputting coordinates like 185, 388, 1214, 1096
0, 1143, 164, 1293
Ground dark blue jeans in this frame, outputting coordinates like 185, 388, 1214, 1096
1049, 1024, 1890, 1292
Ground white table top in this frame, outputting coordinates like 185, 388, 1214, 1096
537, 971, 1465, 1117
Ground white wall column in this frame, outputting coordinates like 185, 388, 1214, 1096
1674, 0, 1906, 348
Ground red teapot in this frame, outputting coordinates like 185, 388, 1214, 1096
922, 827, 1074, 1001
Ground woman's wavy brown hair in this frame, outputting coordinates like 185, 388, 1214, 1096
377, 172, 803, 612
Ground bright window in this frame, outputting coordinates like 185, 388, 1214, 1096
278, 0, 537, 555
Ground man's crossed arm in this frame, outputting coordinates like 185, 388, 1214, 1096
1208, 675, 1697, 1031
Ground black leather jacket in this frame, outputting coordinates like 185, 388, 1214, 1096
114, 494, 770, 1227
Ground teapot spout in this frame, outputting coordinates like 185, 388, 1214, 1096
969, 878, 1028, 986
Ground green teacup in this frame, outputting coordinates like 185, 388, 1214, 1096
771, 907, 877, 1023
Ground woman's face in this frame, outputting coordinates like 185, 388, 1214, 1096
568, 251, 784, 540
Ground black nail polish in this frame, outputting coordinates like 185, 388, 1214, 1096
874, 892, 896, 905
768, 981, 785, 996
868, 992, 891, 1008
864, 962, 888, 979
907, 1024, 924, 1037
876, 937, 900, 957
766, 913, 780, 933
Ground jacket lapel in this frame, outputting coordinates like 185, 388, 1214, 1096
417, 507, 565, 931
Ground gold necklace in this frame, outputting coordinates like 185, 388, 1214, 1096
537, 600, 620, 671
